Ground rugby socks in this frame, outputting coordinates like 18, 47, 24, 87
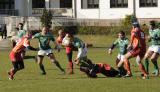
124, 60, 131, 75
152, 60, 159, 76
68, 61, 73, 74
10, 69, 15, 76
39, 64, 46, 74
152, 60, 159, 70
144, 59, 149, 74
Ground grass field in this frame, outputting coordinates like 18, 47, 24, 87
0, 35, 160, 92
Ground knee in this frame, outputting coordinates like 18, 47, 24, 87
51, 59, 57, 63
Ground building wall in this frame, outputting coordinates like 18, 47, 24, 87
136, 0, 160, 18
76, 0, 99, 19
9, 0, 160, 19
100, 0, 133, 19
50, 0, 60, 8
76, 0, 160, 19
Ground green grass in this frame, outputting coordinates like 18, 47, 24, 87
0, 35, 160, 92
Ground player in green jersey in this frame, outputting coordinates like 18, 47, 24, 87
32, 27, 65, 75
108, 31, 129, 76
144, 21, 160, 76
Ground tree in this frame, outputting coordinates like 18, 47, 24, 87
40, 8, 53, 28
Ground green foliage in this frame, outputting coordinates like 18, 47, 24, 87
40, 8, 52, 28
121, 15, 133, 27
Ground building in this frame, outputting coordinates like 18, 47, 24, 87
0, 0, 160, 19
0, 0, 73, 17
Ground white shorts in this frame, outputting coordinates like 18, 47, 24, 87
77, 46, 88, 59
38, 49, 53, 56
117, 54, 125, 61
148, 45, 160, 54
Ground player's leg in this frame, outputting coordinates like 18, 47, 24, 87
123, 52, 132, 77
66, 47, 73, 74
150, 52, 159, 76
117, 55, 127, 76
8, 62, 19, 80
48, 53, 65, 73
18, 61, 25, 70
143, 49, 153, 74
136, 56, 148, 78
144, 46, 153, 74
8, 52, 19, 80
37, 55, 46, 75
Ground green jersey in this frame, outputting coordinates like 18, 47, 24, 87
33, 32, 55, 50
72, 37, 85, 49
17, 30, 27, 38
113, 37, 129, 55
149, 28, 160, 45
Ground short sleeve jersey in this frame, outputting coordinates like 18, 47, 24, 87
12, 37, 30, 53
113, 37, 129, 55
149, 28, 160, 45
33, 32, 55, 50
72, 37, 84, 49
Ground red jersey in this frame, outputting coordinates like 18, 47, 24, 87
12, 37, 30, 53
130, 28, 146, 49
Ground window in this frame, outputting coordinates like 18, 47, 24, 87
139, 0, 158, 7
81, 0, 99, 9
32, 0, 45, 8
60, 0, 72, 8
110, 0, 128, 8
0, 0, 14, 9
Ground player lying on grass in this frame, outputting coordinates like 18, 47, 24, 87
8, 31, 38, 80
75, 59, 119, 78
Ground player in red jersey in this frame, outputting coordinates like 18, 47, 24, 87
8, 31, 38, 80
56, 30, 75, 74
123, 22, 148, 79
78, 59, 119, 78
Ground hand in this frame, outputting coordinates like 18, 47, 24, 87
127, 44, 132, 51
108, 49, 112, 54
74, 59, 79, 65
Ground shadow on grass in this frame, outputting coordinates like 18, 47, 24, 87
24, 56, 35, 60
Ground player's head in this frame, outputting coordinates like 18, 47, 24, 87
66, 33, 74, 41
18, 23, 23, 30
149, 20, 156, 30
118, 31, 125, 39
132, 22, 140, 28
58, 29, 65, 37
42, 26, 49, 34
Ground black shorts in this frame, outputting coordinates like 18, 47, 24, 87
12, 61, 24, 70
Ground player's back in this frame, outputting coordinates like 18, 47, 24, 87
12, 37, 28, 53
131, 28, 146, 49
